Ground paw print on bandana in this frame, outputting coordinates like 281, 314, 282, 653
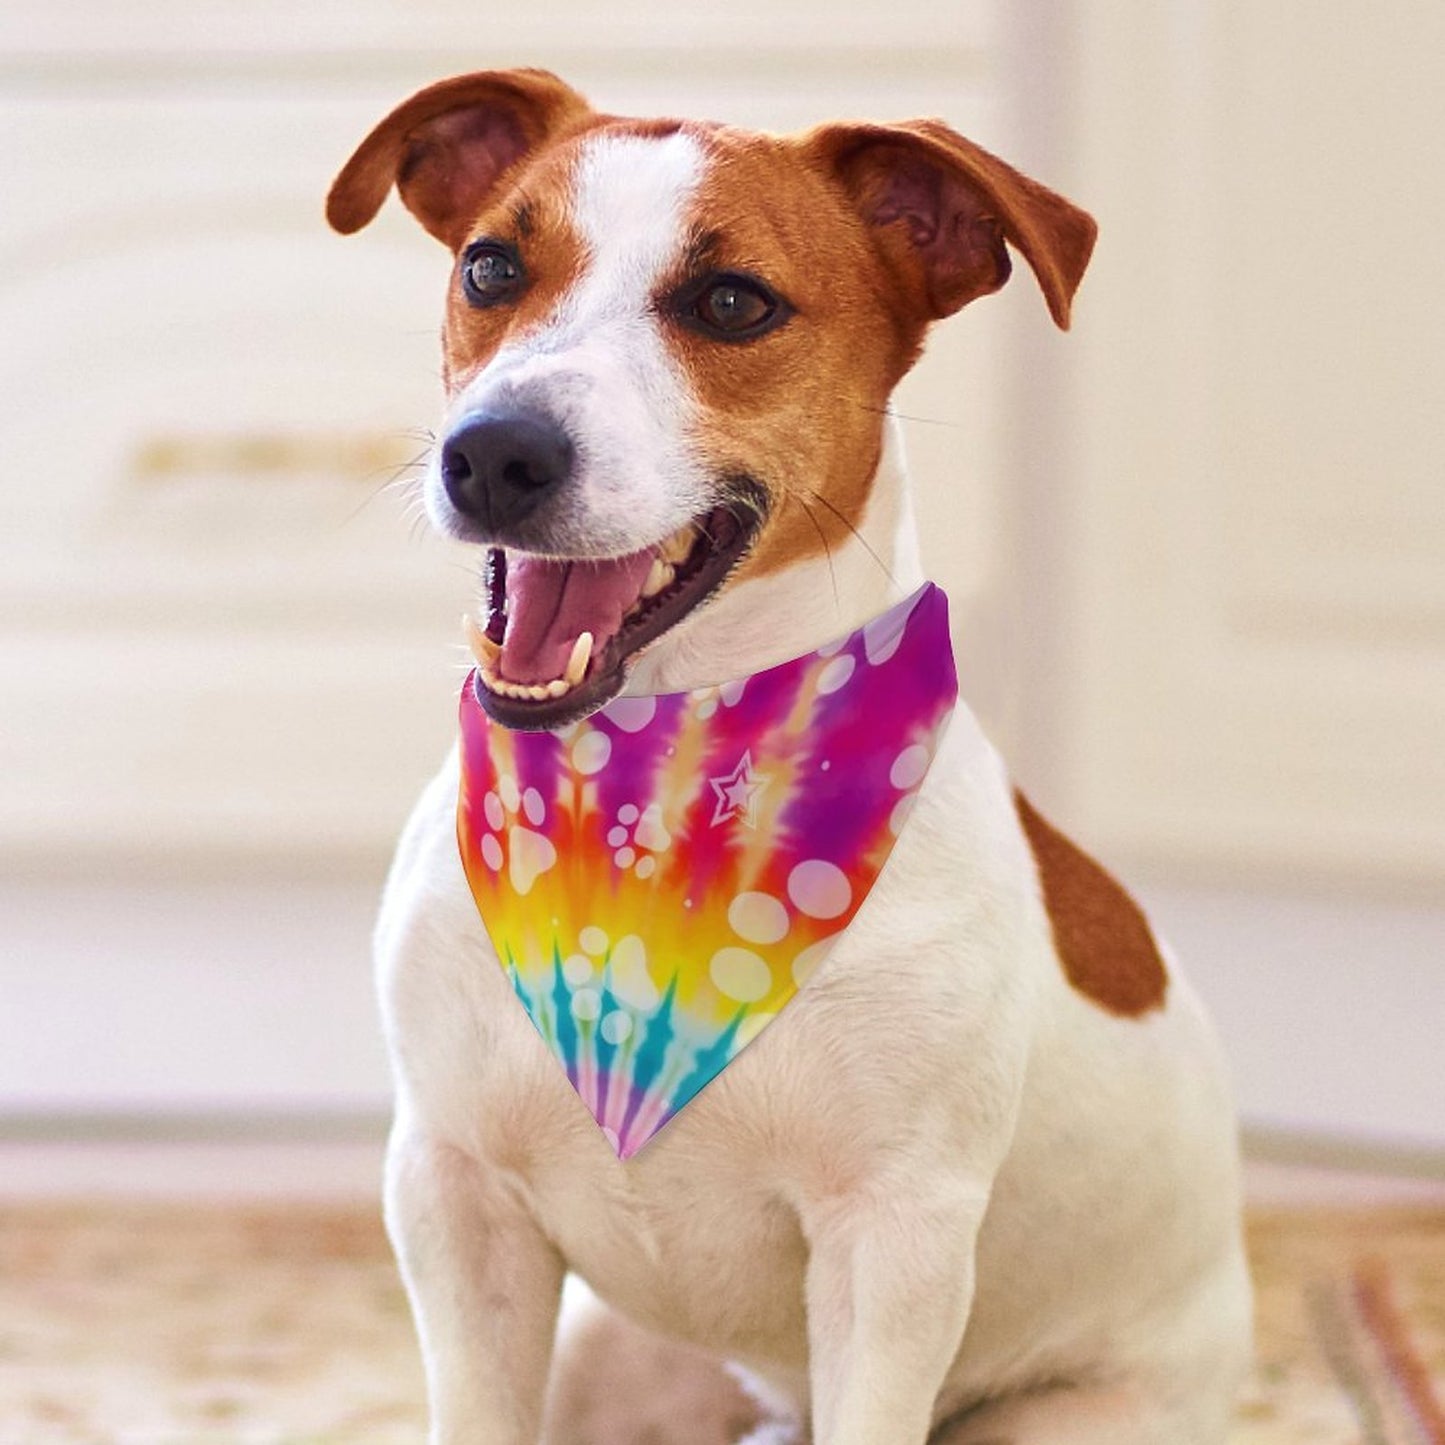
605, 802, 672, 878
476, 773, 557, 896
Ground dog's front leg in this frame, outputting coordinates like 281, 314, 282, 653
386, 1128, 564, 1445
799, 1180, 985, 1445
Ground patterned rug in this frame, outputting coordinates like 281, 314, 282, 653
0, 1202, 1440, 1443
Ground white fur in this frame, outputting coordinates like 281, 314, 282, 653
426, 132, 713, 557
379, 135, 1252, 1445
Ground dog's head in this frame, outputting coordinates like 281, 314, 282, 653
328, 69, 1094, 728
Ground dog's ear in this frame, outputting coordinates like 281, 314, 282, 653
326, 68, 591, 248
805, 119, 1097, 329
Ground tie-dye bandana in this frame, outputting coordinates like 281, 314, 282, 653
456, 582, 957, 1158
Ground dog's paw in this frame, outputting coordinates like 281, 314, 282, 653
544, 1282, 766, 1445
724, 1363, 807, 1445
736, 1425, 806, 1445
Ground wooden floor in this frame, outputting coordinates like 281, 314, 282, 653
0, 1142, 1442, 1444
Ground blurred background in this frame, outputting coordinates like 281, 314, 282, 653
2, 0, 1442, 1188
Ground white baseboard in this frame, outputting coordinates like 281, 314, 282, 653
1138, 880, 1445, 1152
0, 877, 393, 1114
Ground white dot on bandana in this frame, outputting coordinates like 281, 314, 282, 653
890, 793, 917, 837
863, 589, 924, 664
572, 729, 611, 775
498, 774, 521, 811
787, 860, 851, 920
792, 934, 841, 987
480, 834, 503, 871
719, 678, 747, 707
618, 803, 639, 825
607, 825, 628, 848
817, 654, 855, 695
483, 791, 505, 831
600, 1011, 633, 1045
710, 947, 773, 1003
889, 744, 929, 791
696, 697, 718, 720
571, 988, 601, 1021
728, 892, 790, 945
614, 846, 636, 869
635, 855, 656, 879
579, 926, 608, 956
606, 695, 656, 732
562, 954, 593, 986
522, 786, 545, 826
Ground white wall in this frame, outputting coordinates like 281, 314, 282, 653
2, 0, 1442, 1156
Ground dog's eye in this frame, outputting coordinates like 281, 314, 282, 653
461, 243, 524, 306
686, 274, 785, 339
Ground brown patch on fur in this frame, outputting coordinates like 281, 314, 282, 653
659, 120, 1095, 585
808, 121, 1097, 329
326, 69, 592, 247
668, 128, 916, 586
328, 72, 1098, 588
436, 117, 704, 394
437, 139, 592, 392
1014, 791, 1168, 1018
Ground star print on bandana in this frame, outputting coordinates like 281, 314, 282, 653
708, 750, 769, 828
456, 582, 958, 1159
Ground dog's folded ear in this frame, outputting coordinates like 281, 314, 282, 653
326, 69, 591, 248
805, 120, 1097, 329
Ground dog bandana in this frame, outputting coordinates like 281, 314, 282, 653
456, 582, 957, 1158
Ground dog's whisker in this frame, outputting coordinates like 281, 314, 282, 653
339, 450, 432, 529
855, 401, 966, 430
790, 492, 841, 617
801, 484, 902, 594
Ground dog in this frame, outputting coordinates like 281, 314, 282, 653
327, 68, 1252, 1445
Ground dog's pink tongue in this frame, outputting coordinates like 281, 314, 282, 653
500, 550, 653, 684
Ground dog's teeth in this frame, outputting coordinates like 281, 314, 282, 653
480, 670, 523, 699
565, 631, 593, 687
525, 684, 549, 700
463, 613, 501, 668
546, 678, 570, 698
642, 558, 674, 599
661, 528, 693, 564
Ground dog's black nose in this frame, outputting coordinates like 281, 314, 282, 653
439, 413, 573, 532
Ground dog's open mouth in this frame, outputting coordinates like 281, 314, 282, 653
463, 495, 764, 729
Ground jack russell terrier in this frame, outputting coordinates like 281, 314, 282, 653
327, 68, 1251, 1445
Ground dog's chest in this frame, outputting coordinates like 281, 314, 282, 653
379, 721, 1039, 1351
390, 891, 841, 1354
